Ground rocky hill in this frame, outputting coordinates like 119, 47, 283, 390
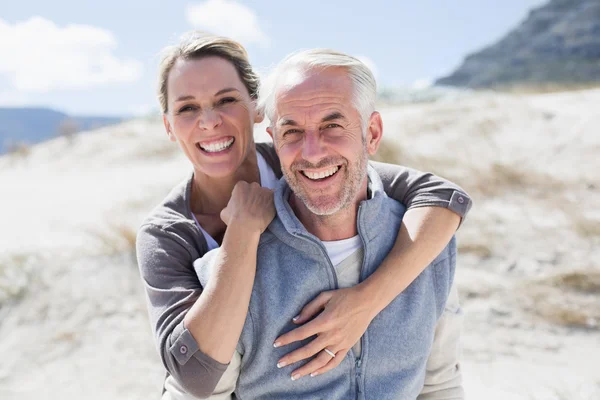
436, 0, 600, 88
0, 107, 125, 154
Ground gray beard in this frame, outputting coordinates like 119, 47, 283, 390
283, 146, 369, 216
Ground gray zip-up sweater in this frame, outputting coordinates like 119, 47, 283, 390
194, 166, 457, 399
136, 142, 472, 398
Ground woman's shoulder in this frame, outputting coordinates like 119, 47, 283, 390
137, 174, 206, 257
141, 176, 193, 229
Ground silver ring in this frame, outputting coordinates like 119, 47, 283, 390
324, 348, 336, 358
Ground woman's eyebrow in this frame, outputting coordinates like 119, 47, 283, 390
175, 95, 195, 102
214, 88, 240, 96
175, 88, 240, 102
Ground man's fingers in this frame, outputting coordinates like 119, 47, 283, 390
288, 350, 336, 381
276, 335, 327, 368
292, 292, 332, 324
310, 349, 347, 377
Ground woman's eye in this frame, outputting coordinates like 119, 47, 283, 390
177, 105, 197, 113
218, 97, 237, 105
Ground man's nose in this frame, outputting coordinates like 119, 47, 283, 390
198, 108, 222, 130
301, 131, 327, 164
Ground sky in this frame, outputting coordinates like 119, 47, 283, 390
0, 0, 546, 116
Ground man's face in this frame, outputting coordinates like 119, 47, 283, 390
268, 67, 382, 216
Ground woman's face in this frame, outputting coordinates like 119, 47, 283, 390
163, 56, 262, 178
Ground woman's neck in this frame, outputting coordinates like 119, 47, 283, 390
190, 150, 260, 215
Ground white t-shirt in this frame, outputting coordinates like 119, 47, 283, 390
322, 236, 363, 267
193, 152, 278, 249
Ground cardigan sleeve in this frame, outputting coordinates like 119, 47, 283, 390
136, 222, 230, 398
257, 140, 473, 223
367, 161, 472, 223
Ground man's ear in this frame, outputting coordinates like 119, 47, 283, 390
365, 111, 383, 156
266, 126, 274, 141
163, 114, 177, 142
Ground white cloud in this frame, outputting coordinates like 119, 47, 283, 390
0, 89, 31, 107
0, 17, 142, 93
186, 0, 270, 48
356, 55, 378, 81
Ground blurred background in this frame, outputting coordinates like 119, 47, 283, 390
0, 0, 598, 399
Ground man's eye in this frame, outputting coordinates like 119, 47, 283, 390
324, 123, 341, 129
283, 129, 301, 136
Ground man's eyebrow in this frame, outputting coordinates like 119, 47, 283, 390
175, 88, 239, 102
278, 112, 346, 127
278, 118, 298, 127
321, 112, 346, 123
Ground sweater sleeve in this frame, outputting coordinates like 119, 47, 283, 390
369, 161, 472, 223
136, 223, 229, 398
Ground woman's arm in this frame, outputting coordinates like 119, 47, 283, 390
273, 164, 470, 379
137, 182, 274, 398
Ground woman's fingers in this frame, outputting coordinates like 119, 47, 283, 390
276, 334, 328, 368
292, 291, 333, 324
310, 348, 348, 377
274, 317, 322, 348
288, 348, 341, 381
220, 182, 274, 232
274, 287, 374, 377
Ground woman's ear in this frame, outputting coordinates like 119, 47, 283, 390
163, 114, 177, 142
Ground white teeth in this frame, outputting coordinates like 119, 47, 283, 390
304, 166, 339, 180
199, 138, 234, 153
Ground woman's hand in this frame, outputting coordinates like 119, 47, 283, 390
273, 285, 377, 380
220, 181, 275, 234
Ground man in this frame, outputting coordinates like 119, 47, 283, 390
194, 49, 463, 399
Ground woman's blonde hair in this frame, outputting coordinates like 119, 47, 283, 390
157, 31, 260, 114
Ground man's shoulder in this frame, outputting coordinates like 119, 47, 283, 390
257, 225, 280, 250
380, 195, 407, 216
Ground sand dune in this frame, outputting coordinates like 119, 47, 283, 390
1, 89, 598, 399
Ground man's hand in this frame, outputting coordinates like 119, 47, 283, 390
220, 181, 275, 234
273, 285, 376, 380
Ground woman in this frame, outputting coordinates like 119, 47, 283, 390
137, 32, 472, 399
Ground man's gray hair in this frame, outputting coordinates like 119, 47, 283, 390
259, 49, 377, 131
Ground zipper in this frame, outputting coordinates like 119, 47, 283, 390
355, 358, 363, 394
296, 203, 370, 396
295, 232, 339, 289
